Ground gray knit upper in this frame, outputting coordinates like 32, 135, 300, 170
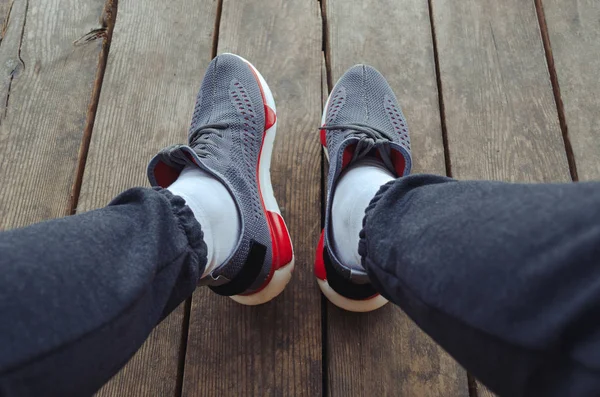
148, 54, 272, 292
323, 65, 412, 282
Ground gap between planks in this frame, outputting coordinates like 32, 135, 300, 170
427, 0, 452, 178
68, 0, 119, 214
174, 298, 192, 397
210, 0, 223, 59
533, 0, 578, 181
320, 0, 332, 95
320, 47, 329, 397
320, 0, 330, 394
3, 0, 28, 123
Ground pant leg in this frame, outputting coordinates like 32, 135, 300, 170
0, 187, 207, 397
359, 174, 600, 397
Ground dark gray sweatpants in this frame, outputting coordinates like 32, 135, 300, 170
1, 176, 600, 396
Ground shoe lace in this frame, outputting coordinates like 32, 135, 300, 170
189, 122, 229, 158
322, 122, 395, 171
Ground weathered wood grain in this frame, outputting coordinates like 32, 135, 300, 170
324, 0, 468, 396
431, 0, 570, 183
180, 1, 323, 396
0, 0, 109, 229
541, 0, 600, 180
78, 0, 219, 396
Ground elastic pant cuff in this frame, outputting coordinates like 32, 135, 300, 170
157, 188, 208, 277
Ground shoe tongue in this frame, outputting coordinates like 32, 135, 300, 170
338, 138, 396, 175
154, 144, 223, 183
156, 144, 198, 169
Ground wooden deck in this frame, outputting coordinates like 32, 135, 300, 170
0, 0, 598, 395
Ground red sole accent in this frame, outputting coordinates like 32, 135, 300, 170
248, 65, 277, 131
267, 211, 293, 270
241, 211, 292, 296
240, 60, 292, 296
320, 128, 327, 147
315, 229, 379, 301
265, 105, 276, 130
315, 230, 327, 280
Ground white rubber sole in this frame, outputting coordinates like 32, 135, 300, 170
317, 279, 388, 312
230, 259, 295, 305
224, 53, 295, 306
318, 81, 388, 313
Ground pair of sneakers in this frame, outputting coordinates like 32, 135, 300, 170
147, 54, 411, 312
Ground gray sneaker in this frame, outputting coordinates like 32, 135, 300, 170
148, 53, 294, 305
315, 65, 412, 312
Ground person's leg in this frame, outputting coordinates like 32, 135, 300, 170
0, 52, 294, 396
359, 175, 600, 396
0, 187, 206, 397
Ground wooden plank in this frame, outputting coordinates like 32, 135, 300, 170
431, 0, 570, 183
324, 1, 468, 396
541, 0, 600, 180
77, 0, 219, 396
431, 0, 572, 395
180, 1, 322, 396
0, 0, 110, 229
